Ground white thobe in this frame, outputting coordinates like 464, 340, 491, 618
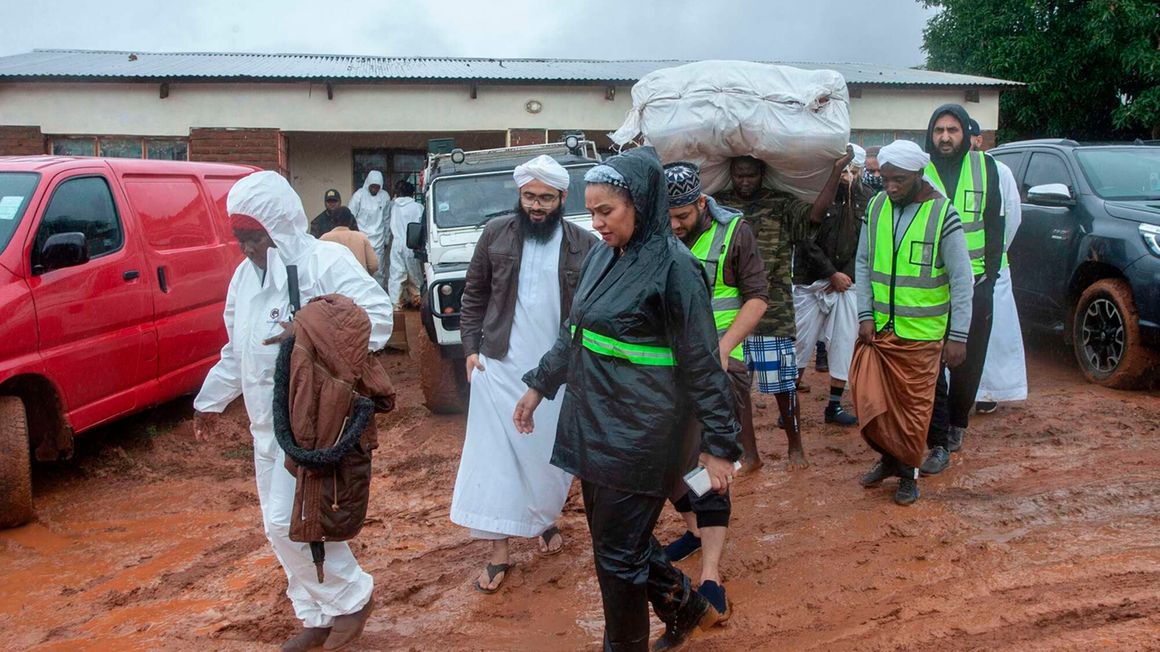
793, 279, 859, 382
978, 160, 1028, 402
449, 226, 573, 539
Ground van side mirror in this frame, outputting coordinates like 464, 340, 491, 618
406, 221, 424, 251
1027, 183, 1074, 207
36, 232, 89, 273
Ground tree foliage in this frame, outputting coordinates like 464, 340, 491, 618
921, 0, 1160, 141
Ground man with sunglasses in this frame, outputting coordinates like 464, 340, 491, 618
450, 155, 597, 593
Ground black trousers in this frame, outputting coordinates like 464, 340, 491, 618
928, 280, 995, 448
582, 480, 697, 652
671, 488, 731, 528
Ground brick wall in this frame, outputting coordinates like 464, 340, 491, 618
0, 126, 45, 155
981, 130, 998, 150
189, 128, 288, 176
508, 129, 547, 147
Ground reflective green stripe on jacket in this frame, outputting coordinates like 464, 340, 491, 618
925, 151, 988, 276
570, 325, 676, 366
689, 216, 744, 361
866, 193, 953, 341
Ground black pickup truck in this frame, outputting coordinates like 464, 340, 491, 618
991, 139, 1160, 389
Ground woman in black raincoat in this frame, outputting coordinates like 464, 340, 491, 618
514, 147, 742, 652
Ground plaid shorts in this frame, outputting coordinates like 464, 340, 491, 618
743, 336, 798, 394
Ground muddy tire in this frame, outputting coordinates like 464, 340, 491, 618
0, 396, 34, 528
1072, 279, 1159, 389
410, 329, 468, 414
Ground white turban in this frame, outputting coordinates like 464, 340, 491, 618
513, 154, 570, 191
877, 140, 930, 172
850, 144, 866, 169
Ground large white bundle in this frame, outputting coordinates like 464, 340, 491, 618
610, 60, 851, 201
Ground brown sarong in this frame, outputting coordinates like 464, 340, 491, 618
848, 331, 942, 469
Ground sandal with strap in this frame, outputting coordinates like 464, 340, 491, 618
538, 525, 564, 556
473, 562, 513, 594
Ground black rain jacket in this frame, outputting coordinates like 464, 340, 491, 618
522, 147, 742, 498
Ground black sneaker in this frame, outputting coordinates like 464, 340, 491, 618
975, 401, 998, 415
662, 531, 702, 562
920, 446, 950, 476
815, 342, 829, 372
824, 404, 858, 426
894, 475, 920, 505
947, 426, 965, 453
859, 456, 894, 487
652, 592, 719, 652
698, 579, 731, 623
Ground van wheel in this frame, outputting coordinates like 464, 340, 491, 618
0, 396, 34, 528
1072, 279, 1159, 389
411, 329, 468, 415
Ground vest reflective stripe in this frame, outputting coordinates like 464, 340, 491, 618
867, 193, 952, 341
690, 216, 744, 361
571, 325, 675, 366
925, 151, 988, 276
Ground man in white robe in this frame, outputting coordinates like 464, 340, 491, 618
450, 155, 597, 593
970, 121, 1028, 411
193, 171, 392, 652
349, 170, 391, 289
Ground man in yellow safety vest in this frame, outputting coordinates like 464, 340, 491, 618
848, 140, 975, 506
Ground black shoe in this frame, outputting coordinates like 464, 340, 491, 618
859, 456, 894, 487
947, 426, 965, 453
698, 579, 731, 623
652, 592, 719, 652
975, 401, 998, 415
920, 446, 950, 476
894, 474, 920, 506
824, 404, 858, 426
815, 342, 829, 372
663, 531, 702, 562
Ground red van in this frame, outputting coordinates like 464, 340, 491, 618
0, 156, 258, 527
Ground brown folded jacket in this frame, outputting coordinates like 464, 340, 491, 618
277, 294, 395, 544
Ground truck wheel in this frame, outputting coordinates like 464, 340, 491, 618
410, 330, 469, 414
1072, 278, 1159, 389
0, 396, 34, 528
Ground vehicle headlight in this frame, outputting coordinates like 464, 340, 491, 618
1141, 224, 1160, 257
439, 284, 453, 296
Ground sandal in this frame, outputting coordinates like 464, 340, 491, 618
473, 562, 513, 594
538, 525, 564, 556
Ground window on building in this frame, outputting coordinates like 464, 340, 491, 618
851, 130, 926, 148
353, 149, 426, 196
49, 136, 188, 160
35, 176, 123, 264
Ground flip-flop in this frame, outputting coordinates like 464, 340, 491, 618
473, 562, 513, 594
538, 525, 564, 556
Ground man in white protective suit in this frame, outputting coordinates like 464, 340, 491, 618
968, 119, 1027, 411
450, 155, 596, 594
387, 180, 424, 309
349, 170, 391, 289
193, 171, 392, 652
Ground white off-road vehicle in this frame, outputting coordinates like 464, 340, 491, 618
405, 137, 601, 413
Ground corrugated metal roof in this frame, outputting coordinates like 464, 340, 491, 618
0, 49, 1022, 88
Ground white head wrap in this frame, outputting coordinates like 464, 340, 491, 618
513, 154, 570, 191
850, 144, 866, 169
877, 140, 930, 172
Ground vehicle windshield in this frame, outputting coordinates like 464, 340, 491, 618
1075, 148, 1160, 200
430, 164, 594, 229
0, 173, 40, 253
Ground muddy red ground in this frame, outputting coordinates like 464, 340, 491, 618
2, 326, 1158, 651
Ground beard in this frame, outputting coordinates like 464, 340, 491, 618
516, 200, 564, 243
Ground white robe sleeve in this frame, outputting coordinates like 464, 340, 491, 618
193, 266, 245, 413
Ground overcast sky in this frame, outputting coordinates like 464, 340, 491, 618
0, 0, 937, 67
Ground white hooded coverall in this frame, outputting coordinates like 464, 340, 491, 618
194, 171, 393, 628
387, 195, 424, 306
349, 170, 391, 287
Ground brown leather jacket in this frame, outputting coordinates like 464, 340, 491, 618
460, 216, 598, 360
276, 294, 395, 544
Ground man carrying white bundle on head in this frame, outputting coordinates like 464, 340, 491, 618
450, 155, 597, 594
